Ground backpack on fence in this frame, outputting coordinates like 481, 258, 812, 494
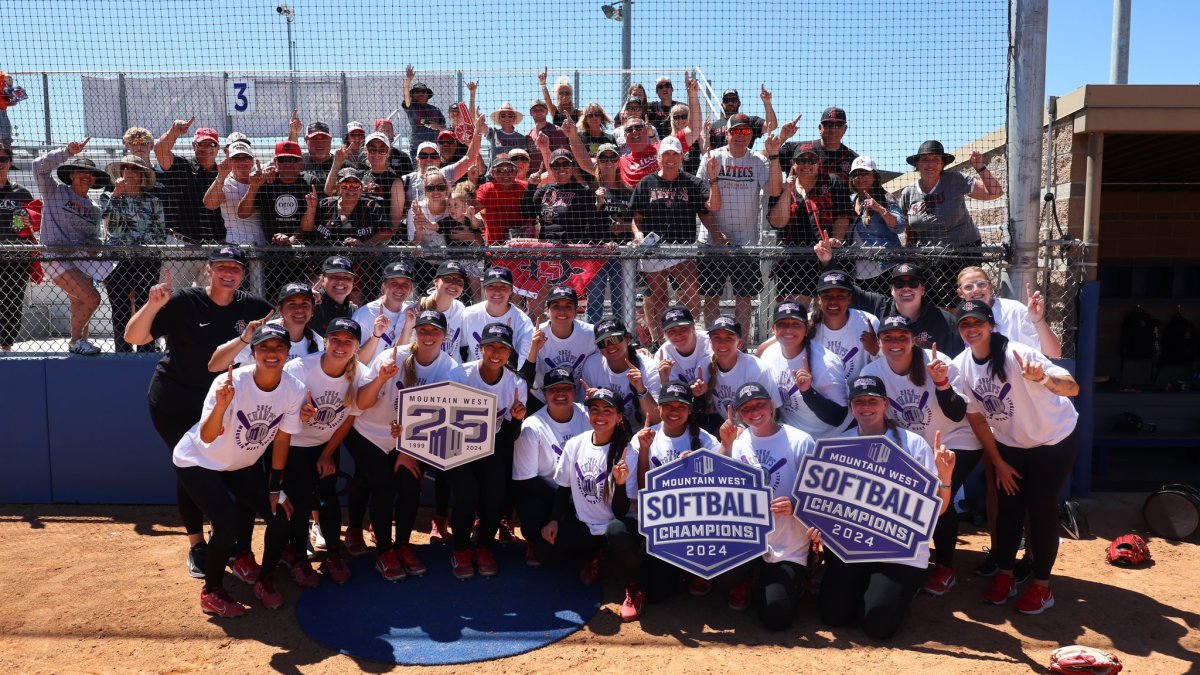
1118, 306, 1160, 379
1158, 310, 1199, 374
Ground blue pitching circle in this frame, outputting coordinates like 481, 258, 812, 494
295, 545, 601, 665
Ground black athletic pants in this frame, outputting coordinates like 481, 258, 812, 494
344, 428, 421, 551
553, 514, 680, 599
931, 448, 983, 567
819, 553, 925, 640
285, 444, 343, 557
514, 477, 556, 562
107, 257, 161, 354
149, 403, 206, 537
993, 431, 1078, 580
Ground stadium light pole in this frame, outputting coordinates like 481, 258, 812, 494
277, 3, 297, 111
600, 1, 632, 101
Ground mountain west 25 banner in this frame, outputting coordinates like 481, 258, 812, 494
398, 382, 497, 471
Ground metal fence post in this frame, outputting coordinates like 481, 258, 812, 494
574, 70, 581, 105
223, 73, 233, 135
41, 72, 51, 144
622, 253, 637, 333
117, 73, 129, 135
457, 71, 463, 106
339, 72, 349, 131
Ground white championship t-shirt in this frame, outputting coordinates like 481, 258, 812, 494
861, 353, 980, 451
460, 302, 536, 369
283, 353, 363, 448
531, 319, 596, 402
953, 342, 1077, 448
731, 424, 816, 565
555, 432, 624, 536
354, 346, 464, 451
759, 340, 848, 439
513, 403, 591, 483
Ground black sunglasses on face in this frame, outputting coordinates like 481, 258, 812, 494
891, 278, 922, 289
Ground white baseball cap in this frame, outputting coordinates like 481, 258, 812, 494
850, 156, 878, 174
657, 135, 683, 156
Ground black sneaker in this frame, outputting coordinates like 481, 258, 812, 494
187, 541, 208, 579
974, 551, 998, 578
1013, 555, 1035, 584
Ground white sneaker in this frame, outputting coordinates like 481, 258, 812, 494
69, 338, 101, 356
309, 521, 327, 552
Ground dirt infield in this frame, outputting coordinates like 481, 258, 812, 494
1, 493, 1196, 674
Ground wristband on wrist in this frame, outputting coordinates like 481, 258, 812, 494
268, 469, 283, 492
239, 336, 250, 344
938, 482, 952, 490
767, 154, 780, 160
933, 378, 949, 388
1037, 373, 1051, 385
976, 164, 988, 173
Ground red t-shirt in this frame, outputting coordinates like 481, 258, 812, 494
476, 179, 529, 244
619, 131, 689, 188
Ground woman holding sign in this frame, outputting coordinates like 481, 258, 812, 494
719, 383, 817, 629
816, 375, 955, 640
951, 300, 1079, 615
860, 315, 999, 596
354, 309, 464, 582
758, 301, 848, 439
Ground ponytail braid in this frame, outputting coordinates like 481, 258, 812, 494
909, 345, 927, 387
988, 332, 1010, 383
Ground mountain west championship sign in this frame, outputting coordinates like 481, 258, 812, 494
638, 450, 774, 580
398, 382, 497, 470
794, 435, 941, 564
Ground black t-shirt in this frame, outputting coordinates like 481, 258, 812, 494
147, 286, 274, 412
629, 172, 710, 244
780, 141, 859, 182
157, 156, 222, 243
311, 197, 386, 243
362, 168, 401, 220
767, 174, 852, 247
580, 131, 617, 156
256, 179, 314, 239
302, 155, 334, 185
709, 114, 765, 151
0, 180, 33, 243
646, 100, 679, 138
596, 184, 633, 244
849, 286, 965, 357
309, 292, 357, 337
388, 148, 415, 176
521, 181, 597, 243
552, 107, 584, 127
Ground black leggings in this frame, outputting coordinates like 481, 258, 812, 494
285, 444, 343, 557
819, 553, 925, 640
149, 403, 206, 537
446, 452, 506, 550
553, 514, 680, 599
344, 428, 421, 551
107, 257, 161, 354
993, 431, 1078, 580
514, 477, 556, 562
175, 464, 289, 592
931, 448, 983, 567
723, 558, 808, 631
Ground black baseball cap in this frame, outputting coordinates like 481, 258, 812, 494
543, 366, 576, 390
414, 309, 448, 331
773, 301, 808, 324
306, 121, 332, 137
661, 306, 694, 330
483, 266, 514, 287
889, 262, 927, 282
657, 382, 694, 406
815, 269, 854, 294
594, 317, 628, 344
480, 322, 515, 349
325, 317, 362, 342
336, 167, 362, 183
707, 316, 742, 337
728, 113, 752, 129
955, 299, 995, 325
277, 282, 314, 305
733, 382, 772, 411
587, 387, 623, 410
821, 107, 848, 123
436, 260, 468, 279
547, 286, 579, 306
322, 256, 355, 276
209, 244, 247, 267
722, 89, 740, 100
878, 314, 913, 333
792, 142, 819, 160
848, 375, 888, 400
251, 323, 290, 347
383, 261, 414, 280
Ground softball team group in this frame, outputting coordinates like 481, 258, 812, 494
131, 248, 1078, 638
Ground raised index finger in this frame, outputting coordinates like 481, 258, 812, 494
226, 365, 234, 383
931, 343, 938, 361
1013, 351, 1024, 369
934, 429, 942, 450
163, 268, 173, 288
726, 404, 734, 420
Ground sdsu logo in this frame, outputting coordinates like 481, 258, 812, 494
888, 389, 931, 431
970, 378, 1013, 422
574, 456, 609, 505
234, 405, 284, 450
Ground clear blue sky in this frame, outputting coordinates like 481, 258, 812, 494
1, 0, 1194, 170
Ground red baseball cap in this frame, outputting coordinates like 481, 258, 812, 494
194, 128, 219, 143
274, 141, 303, 158
436, 130, 456, 142
374, 118, 394, 131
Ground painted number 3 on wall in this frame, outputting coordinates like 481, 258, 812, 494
228, 80, 255, 115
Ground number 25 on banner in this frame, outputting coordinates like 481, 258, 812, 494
228, 79, 256, 115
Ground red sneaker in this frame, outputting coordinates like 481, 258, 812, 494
321, 555, 351, 584
278, 545, 298, 572
620, 584, 645, 622
290, 559, 320, 589
983, 572, 1017, 605
923, 564, 957, 596
375, 550, 406, 582
429, 516, 449, 544
497, 517, 518, 544
688, 575, 713, 596
451, 549, 475, 580
525, 541, 542, 567
229, 552, 261, 585
579, 555, 601, 586
254, 574, 284, 610
727, 582, 751, 611
475, 548, 499, 577
396, 545, 427, 577
200, 587, 247, 618
1015, 583, 1055, 615
344, 528, 368, 557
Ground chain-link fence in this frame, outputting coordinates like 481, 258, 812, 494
0, 240, 1080, 358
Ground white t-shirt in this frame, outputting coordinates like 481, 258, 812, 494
759, 341, 848, 439
654, 332, 713, 388
352, 298, 418, 363
462, 360, 529, 422
513, 403, 591, 483
403, 165, 462, 204
953, 342, 1077, 448
555, 432, 623, 536
406, 200, 452, 246
235, 319, 323, 365
437, 299, 467, 362
707, 351, 781, 420
577, 351, 661, 423
991, 297, 1042, 354
531, 320, 596, 402
861, 351, 981, 451
834, 426, 938, 569
354, 346, 465, 451
731, 424, 816, 565
697, 146, 770, 246
812, 309, 879, 383
173, 366, 305, 471
219, 176, 265, 245
283, 353, 363, 448
460, 302, 536, 369
624, 423, 720, 501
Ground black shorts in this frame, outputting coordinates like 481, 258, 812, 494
770, 257, 820, 297
699, 255, 764, 297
